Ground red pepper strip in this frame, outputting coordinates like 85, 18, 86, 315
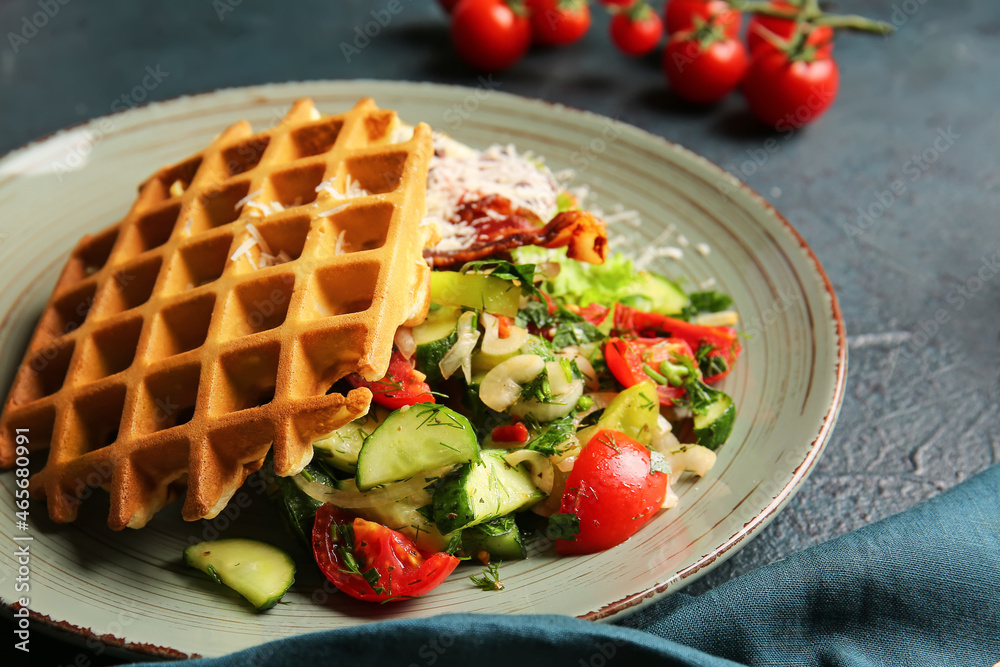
496, 314, 514, 339
578, 302, 610, 327
348, 350, 435, 410
538, 290, 559, 316
613, 304, 741, 383
492, 422, 530, 443
604, 338, 686, 406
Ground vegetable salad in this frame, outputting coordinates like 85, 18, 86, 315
273, 244, 742, 603
188, 140, 743, 608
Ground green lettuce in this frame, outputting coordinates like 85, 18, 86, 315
511, 247, 689, 315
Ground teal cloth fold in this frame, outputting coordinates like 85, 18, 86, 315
137, 464, 1000, 667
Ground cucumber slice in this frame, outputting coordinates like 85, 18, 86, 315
693, 391, 735, 449
312, 410, 385, 473
355, 493, 455, 553
432, 449, 544, 534
634, 272, 689, 316
462, 515, 526, 561
356, 403, 479, 491
413, 306, 461, 385
184, 539, 295, 611
430, 271, 520, 317
413, 305, 462, 345
577, 381, 660, 447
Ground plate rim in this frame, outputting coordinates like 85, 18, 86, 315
0, 79, 848, 658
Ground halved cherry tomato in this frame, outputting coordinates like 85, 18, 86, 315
664, 0, 741, 38
492, 422, 530, 443
556, 429, 668, 555
348, 350, 435, 410
604, 337, 690, 405
312, 506, 460, 602
613, 304, 741, 383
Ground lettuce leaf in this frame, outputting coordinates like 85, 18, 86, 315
512, 247, 688, 315
513, 247, 634, 306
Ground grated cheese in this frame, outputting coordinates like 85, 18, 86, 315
234, 189, 263, 210
315, 174, 370, 201
230, 237, 257, 264
334, 229, 348, 255
424, 135, 562, 252
245, 223, 272, 256
243, 199, 285, 218
318, 203, 350, 217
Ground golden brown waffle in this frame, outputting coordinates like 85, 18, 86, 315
0, 98, 437, 529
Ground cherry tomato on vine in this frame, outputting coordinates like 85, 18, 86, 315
451, 0, 531, 71
610, 5, 664, 57
747, 1, 834, 59
664, 0, 741, 38
664, 31, 748, 104
528, 0, 591, 46
742, 50, 840, 129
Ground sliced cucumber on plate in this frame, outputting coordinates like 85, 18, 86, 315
184, 538, 295, 611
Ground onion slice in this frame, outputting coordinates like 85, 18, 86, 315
293, 474, 428, 509
439, 311, 480, 382
504, 449, 554, 495
394, 326, 416, 360
481, 312, 529, 356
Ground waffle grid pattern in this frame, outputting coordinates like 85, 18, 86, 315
0, 98, 435, 529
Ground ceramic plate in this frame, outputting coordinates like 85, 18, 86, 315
0, 81, 846, 659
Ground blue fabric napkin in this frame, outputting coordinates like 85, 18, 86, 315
136, 464, 1000, 667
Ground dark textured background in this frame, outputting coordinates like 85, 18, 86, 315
2, 0, 998, 664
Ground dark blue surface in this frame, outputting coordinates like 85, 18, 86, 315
135, 464, 1000, 666
2, 0, 998, 664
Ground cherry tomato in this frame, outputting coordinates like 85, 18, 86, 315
451, 0, 531, 71
746, 1, 833, 58
438, 0, 462, 13
604, 337, 691, 405
664, 0, 741, 38
742, 50, 840, 129
348, 350, 435, 410
597, 0, 633, 6
664, 32, 748, 104
610, 7, 664, 57
612, 304, 741, 383
555, 429, 668, 555
528, 0, 591, 46
313, 506, 460, 602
